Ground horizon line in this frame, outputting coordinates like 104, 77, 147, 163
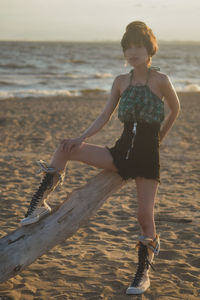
0, 39, 200, 43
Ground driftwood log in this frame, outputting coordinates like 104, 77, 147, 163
0, 170, 124, 283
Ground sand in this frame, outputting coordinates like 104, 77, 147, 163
0, 91, 199, 300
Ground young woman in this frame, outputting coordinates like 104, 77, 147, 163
20, 21, 180, 295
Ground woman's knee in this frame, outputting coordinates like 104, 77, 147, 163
54, 143, 67, 157
55, 142, 81, 158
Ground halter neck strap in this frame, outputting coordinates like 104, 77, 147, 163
129, 69, 134, 85
129, 68, 151, 86
145, 68, 151, 85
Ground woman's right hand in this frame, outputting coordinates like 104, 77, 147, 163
60, 136, 84, 153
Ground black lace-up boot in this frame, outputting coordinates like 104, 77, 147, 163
20, 160, 64, 226
126, 235, 160, 295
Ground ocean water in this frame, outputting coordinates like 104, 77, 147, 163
0, 41, 200, 100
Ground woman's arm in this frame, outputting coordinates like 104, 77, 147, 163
61, 76, 122, 152
79, 76, 121, 141
160, 75, 180, 143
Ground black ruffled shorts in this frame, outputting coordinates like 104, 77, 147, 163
106, 122, 161, 182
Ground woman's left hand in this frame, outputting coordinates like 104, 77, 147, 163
60, 136, 84, 153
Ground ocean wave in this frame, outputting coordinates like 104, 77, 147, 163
0, 80, 13, 86
183, 84, 200, 92
69, 59, 87, 64
0, 80, 31, 87
63, 73, 85, 79
61, 72, 113, 80
0, 63, 37, 70
1, 83, 200, 101
46, 64, 60, 70
81, 88, 107, 95
0, 91, 15, 100
0, 87, 108, 100
94, 72, 113, 79
175, 79, 192, 85
175, 84, 200, 92
0, 89, 82, 100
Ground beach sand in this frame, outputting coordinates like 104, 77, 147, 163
0, 91, 199, 299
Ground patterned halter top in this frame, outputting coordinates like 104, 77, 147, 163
118, 67, 165, 124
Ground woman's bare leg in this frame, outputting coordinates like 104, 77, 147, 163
135, 177, 159, 239
126, 178, 160, 295
47, 142, 118, 198
21, 142, 117, 224
50, 142, 118, 173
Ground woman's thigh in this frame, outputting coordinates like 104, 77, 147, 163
135, 177, 159, 216
69, 142, 118, 172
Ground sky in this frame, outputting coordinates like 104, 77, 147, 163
1, 0, 200, 41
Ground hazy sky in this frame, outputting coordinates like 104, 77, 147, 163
1, 0, 200, 41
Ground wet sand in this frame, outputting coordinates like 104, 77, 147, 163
0, 91, 200, 299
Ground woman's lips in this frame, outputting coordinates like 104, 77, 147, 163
129, 57, 139, 62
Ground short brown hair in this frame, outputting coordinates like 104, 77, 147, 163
121, 21, 158, 57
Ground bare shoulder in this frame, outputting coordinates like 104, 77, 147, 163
157, 72, 176, 94
152, 70, 180, 112
114, 73, 130, 85
150, 69, 176, 99
109, 73, 128, 99
150, 69, 168, 86
113, 72, 131, 94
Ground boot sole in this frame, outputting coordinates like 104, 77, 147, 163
20, 209, 51, 226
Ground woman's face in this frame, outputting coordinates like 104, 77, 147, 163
124, 43, 149, 67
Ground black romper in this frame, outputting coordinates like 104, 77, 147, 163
106, 68, 165, 183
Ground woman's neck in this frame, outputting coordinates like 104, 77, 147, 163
132, 64, 150, 84
133, 63, 149, 76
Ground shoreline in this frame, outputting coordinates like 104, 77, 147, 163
0, 90, 200, 103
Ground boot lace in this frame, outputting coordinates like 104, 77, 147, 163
131, 242, 153, 287
25, 173, 54, 217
